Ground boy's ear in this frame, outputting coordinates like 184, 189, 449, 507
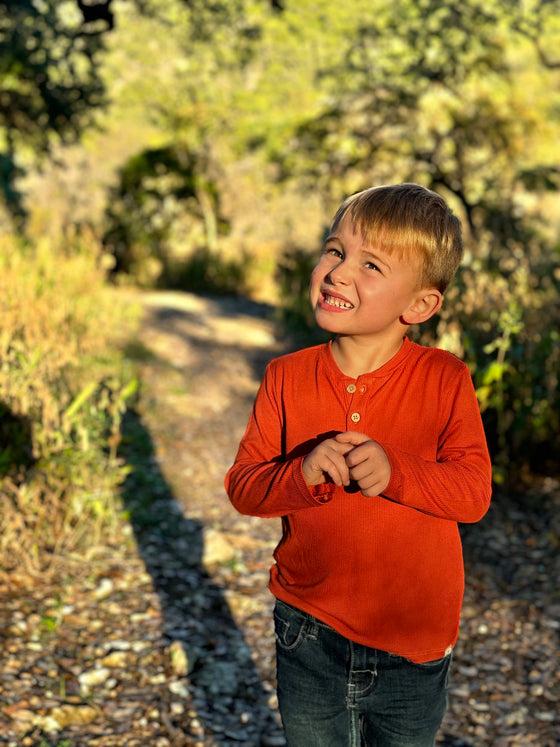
401, 289, 443, 325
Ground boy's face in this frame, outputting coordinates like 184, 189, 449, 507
310, 214, 425, 343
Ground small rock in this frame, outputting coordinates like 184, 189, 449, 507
168, 640, 189, 676
169, 679, 190, 698
94, 578, 114, 600
202, 528, 237, 567
46, 704, 99, 728
100, 650, 131, 667
261, 733, 287, 746
78, 667, 111, 695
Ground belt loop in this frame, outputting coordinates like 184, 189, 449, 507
306, 613, 319, 640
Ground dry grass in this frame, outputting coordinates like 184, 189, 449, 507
0, 230, 140, 581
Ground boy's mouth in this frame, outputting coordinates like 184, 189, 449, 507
321, 292, 354, 310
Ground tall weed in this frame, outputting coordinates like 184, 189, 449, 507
428, 256, 560, 482
0, 232, 139, 579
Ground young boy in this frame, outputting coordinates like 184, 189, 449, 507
225, 183, 492, 746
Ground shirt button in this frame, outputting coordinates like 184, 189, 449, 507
347, 384, 356, 393
351, 412, 361, 423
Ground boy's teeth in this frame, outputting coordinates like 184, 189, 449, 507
325, 294, 353, 309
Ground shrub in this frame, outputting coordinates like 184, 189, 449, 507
0, 231, 139, 580
275, 246, 329, 345
102, 145, 231, 289
415, 247, 560, 482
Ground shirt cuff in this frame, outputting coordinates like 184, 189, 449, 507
309, 483, 335, 504
379, 443, 402, 500
294, 458, 336, 505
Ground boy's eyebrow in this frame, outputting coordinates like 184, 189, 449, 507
362, 247, 392, 272
324, 234, 393, 272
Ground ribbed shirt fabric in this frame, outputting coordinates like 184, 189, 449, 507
225, 337, 492, 663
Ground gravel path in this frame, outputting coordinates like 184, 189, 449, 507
1, 290, 558, 746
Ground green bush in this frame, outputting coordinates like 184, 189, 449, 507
102, 145, 232, 289
275, 247, 329, 345
453, 262, 559, 482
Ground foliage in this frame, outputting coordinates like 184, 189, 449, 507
96, 0, 270, 288
275, 247, 328, 345
432, 258, 560, 482
0, 232, 139, 578
95, 1, 560, 268
263, 1, 560, 223
0, 0, 117, 225
173, 246, 253, 296
102, 145, 231, 288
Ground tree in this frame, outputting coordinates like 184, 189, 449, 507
102, 144, 231, 288
263, 0, 560, 248
97, 0, 278, 284
0, 0, 116, 225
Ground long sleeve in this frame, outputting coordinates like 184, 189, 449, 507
225, 361, 333, 518
226, 342, 492, 522
380, 364, 492, 523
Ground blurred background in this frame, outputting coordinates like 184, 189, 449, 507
1, 1, 559, 743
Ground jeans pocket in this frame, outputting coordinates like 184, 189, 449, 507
407, 653, 453, 694
387, 651, 452, 680
273, 600, 309, 652
412, 653, 452, 671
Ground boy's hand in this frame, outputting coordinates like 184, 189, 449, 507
335, 432, 391, 497
302, 437, 355, 488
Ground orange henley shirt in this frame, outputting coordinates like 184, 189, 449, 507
225, 337, 492, 663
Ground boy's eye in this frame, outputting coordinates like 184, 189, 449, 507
365, 261, 380, 272
324, 246, 343, 258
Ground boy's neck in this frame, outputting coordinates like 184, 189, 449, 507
331, 334, 407, 378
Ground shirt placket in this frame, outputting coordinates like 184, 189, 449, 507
345, 381, 368, 429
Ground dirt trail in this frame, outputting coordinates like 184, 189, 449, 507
132, 289, 284, 546
127, 290, 288, 726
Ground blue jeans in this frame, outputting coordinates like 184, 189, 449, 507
274, 600, 451, 747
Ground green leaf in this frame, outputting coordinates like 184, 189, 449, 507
63, 381, 98, 422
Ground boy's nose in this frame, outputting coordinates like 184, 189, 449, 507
328, 260, 351, 284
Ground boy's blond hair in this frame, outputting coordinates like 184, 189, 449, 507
331, 183, 463, 293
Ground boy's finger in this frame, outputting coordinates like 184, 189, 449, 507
333, 440, 357, 457
325, 454, 350, 486
345, 442, 375, 468
334, 431, 370, 447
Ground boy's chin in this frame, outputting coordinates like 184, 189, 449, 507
312, 304, 351, 336
314, 315, 339, 335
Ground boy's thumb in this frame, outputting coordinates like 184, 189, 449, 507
335, 431, 370, 447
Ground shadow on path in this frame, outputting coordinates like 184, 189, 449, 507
120, 407, 280, 745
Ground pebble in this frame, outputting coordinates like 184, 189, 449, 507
78, 667, 112, 694
94, 578, 115, 600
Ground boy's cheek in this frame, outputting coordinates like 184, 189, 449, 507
309, 274, 320, 306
